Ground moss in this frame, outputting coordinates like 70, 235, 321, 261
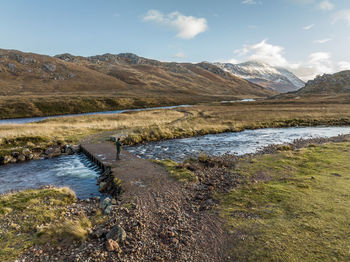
0, 187, 94, 261
1, 136, 48, 147
217, 141, 350, 261
153, 159, 198, 183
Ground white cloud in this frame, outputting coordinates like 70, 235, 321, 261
338, 61, 350, 71
233, 39, 293, 68
242, 0, 257, 4
302, 24, 315, 30
229, 40, 350, 81
174, 51, 187, 58
143, 10, 208, 39
333, 9, 350, 26
318, 0, 334, 11
313, 38, 332, 44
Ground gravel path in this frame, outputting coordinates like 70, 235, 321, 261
20, 142, 228, 261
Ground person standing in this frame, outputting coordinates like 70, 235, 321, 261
116, 138, 122, 160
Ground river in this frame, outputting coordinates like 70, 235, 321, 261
0, 153, 103, 199
1, 126, 350, 198
0, 104, 191, 125
125, 126, 350, 162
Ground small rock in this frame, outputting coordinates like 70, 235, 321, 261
104, 205, 112, 215
8, 62, 16, 72
26, 153, 34, 160
17, 154, 26, 162
106, 239, 120, 252
331, 173, 342, 177
0, 155, 12, 165
11, 151, 20, 158
22, 148, 31, 155
43, 63, 56, 72
206, 199, 214, 206
92, 227, 106, 239
106, 225, 127, 243
99, 182, 108, 193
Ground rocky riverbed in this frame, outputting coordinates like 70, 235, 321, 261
0, 143, 79, 165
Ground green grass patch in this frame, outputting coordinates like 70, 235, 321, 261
153, 159, 198, 183
218, 142, 350, 261
0, 187, 92, 261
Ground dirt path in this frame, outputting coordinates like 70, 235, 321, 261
80, 142, 228, 261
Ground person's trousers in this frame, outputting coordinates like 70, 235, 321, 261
116, 150, 120, 160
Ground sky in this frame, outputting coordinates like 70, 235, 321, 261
1, 0, 350, 80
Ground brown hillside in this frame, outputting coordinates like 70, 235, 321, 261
0, 48, 276, 118
53, 52, 274, 97
297, 70, 350, 94
272, 70, 350, 102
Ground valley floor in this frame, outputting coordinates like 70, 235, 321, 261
2, 99, 350, 261
1, 135, 350, 261
2, 99, 350, 158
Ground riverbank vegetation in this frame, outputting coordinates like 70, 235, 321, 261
0, 95, 198, 120
1, 100, 350, 157
0, 187, 101, 261
216, 139, 350, 261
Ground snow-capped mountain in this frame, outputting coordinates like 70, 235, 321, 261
214, 61, 305, 93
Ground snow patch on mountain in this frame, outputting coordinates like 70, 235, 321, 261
214, 61, 305, 93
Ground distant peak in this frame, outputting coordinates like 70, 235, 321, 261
238, 60, 271, 67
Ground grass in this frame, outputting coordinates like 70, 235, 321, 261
0, 187, 94, 262
217, 140, 350, 261
0, 95, 194, 120
1, 101, 350, 155
153, 159, 198, 182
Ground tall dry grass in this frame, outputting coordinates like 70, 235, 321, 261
1, 102, 350, 148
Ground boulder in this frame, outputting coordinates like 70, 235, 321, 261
63, 145, 74, 155
45, 147, 61, 158
100, 197, 111, 210
22, 148, 31, 156
26, 154, 34, 160
0, 155, 12, 165
106, 225, 126, 243
11, 151, 20, 158
17, 154, 26, 162
104, 205, 112, 215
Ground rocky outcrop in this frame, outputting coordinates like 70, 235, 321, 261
0, 144, 79, 165
297, 70, 350, 94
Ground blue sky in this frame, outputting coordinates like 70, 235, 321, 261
1, 0, 350, 80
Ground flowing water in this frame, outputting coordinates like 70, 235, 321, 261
1, 126, 350, 197
0, 105, 191, 125
125, 126, 350, 162
0, 153, 103, 199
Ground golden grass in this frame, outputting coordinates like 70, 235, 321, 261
1, 101, 350, 151
0, 187, 82, 261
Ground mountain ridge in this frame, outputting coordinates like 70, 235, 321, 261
0, 48, 276, 98
295, 70, 350, 94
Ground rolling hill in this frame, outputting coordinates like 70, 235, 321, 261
0, 49, 277, 118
